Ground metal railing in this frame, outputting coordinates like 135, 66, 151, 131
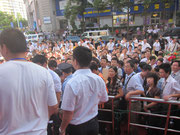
128, 97, 180, 135
98, 96, 115, 135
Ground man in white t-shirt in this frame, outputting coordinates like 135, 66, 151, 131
153, 39, 161, 56
107, 39, 114, 53
0, 28, 58, 135
141, 39, 151, 52
60, 46, 108, 135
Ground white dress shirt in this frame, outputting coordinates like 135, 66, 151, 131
61, 69, 108, 125
141, 42, 151, 52
162, 75, 180, 100
153, 42, 161, 51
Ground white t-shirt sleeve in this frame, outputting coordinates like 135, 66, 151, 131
47, 72, 58, 106
54, 73, 62, 93
61, 83, 76, 111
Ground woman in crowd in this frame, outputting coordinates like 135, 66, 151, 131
143, 72, 161, 135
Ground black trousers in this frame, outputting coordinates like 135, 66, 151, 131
66, 116, 99, 135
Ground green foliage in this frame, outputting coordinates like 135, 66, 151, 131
0, 11, 28, 30
64, 0, 89, 32
0, 11, 14, 29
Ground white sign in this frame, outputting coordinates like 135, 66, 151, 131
43, 17, 51, 24
59, 1, 67, 10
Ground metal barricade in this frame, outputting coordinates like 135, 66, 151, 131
128, 97, 180, 135
98, 96, 115, 135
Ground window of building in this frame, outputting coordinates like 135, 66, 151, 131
151, 12, 160, 24
113, 14, 134, 26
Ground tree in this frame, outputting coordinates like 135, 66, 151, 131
64, 0, 90, 32
93, 0, 107, 29
0, 11, 28, 30
0, 11, 14, 29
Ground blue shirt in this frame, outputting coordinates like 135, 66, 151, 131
61, 74, 73, 100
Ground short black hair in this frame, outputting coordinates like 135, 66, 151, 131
32, 55, 47, 65
126, 60, 135, 68
101, 56, 108, 62
118, 60, 124, 67
73, 46, 92, 67
89, 62, 98, 71
139, 62, 147, 69
159, 63, 171, 74
157, 58, 163, 63
141, 63, 152, 71
146, 72, 159, 86
150, 56, 156, 61
0, 28, 27, 53
172, 60, 180, 67
111, 57, 119, 62
48, 60, 57, 69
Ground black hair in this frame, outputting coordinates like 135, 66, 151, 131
107, 66, 118, 89
139, 62, 147, 69
49, 56, 56, 60
54, 69, 63, 77
48, 60, 57, 69
132, 58, 139, 64
101, 56, 108, 62
89, 62, 98, 71
157, 58, 163, 63
73, 46, 92, 67
159, 63, 171, 74
32, 54, 47, 65
126, 60, 135, 68
146, 72, 159, 86
141, 63, 152, 71
118, 60, 124, 67
92, 57, 100, 67
150, 56, 156, 61
154, 66, 159, 72
158, 52, 163, 57
0, 28, 27, 53
111, 57, 119, 62
172, 60, 180, 67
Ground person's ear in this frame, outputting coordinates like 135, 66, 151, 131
0, 44, 9, 56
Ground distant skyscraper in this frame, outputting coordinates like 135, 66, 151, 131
0, 0, 27, 19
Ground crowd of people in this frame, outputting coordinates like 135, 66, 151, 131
0, 27, 180, 135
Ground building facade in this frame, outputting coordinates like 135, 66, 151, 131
25, 0, 179, 32
24, 0, 57, 32
0, 0, 27, 19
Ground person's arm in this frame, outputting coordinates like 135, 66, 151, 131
144, 96, 160, 111
115, 88, 123, 99
59, 110, 74, 135
56, 92, 61, 105
125, 90, 144, 100
48, 104, 58, 117
163, 94, 180, 101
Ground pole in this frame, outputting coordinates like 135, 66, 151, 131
17, 13, 20, 28
174, 0, 177, 25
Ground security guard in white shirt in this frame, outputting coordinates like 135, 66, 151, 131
60, 46, 108, 135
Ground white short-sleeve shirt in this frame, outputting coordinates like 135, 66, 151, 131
48, 69, 62, 93
61, 69, 108, 125
162, 75, 180, 100
0, 61, 57, 135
